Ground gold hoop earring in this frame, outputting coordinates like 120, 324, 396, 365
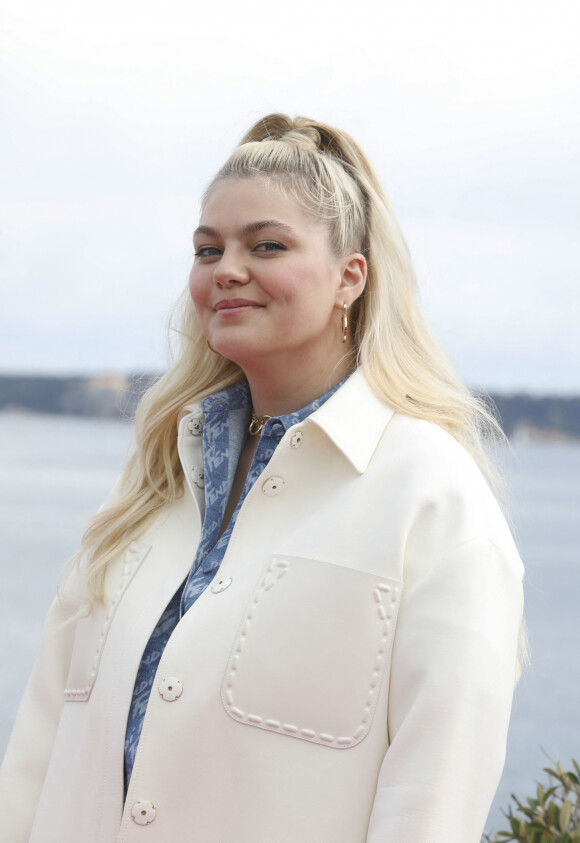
341, 303, 348, 343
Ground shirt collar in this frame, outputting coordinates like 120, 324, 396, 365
201, 379, 250, 417
197, 375, 347, 435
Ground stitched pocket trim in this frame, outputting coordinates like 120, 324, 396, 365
221, 555, 401, 748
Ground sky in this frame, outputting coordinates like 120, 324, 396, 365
1, 0, 578, 394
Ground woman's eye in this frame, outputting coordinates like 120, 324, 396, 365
254, 241, 285, 253
194, 246, 222, 258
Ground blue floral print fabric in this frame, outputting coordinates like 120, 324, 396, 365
124, 376, 348, 788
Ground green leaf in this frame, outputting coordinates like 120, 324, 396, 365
509, 815, 522, 835
559, 799, 572, 831
528, 821, 547, 832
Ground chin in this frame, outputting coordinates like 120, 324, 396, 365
210, 339, 252, 363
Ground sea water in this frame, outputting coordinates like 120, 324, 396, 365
1, 412, 579, 836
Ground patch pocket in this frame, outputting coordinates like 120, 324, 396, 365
221, 555, 402, 748
64, 541, 151, 701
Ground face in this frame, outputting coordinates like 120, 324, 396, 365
189, 177, 365, 374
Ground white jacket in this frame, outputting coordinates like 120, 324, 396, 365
0, 369, 523, 842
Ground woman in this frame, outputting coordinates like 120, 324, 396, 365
0, 114, 523, 842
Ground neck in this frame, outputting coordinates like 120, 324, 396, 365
243, 347, 356, 417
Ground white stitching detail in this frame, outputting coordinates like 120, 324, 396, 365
222, 559, 399, 748
64, 542, 146, 700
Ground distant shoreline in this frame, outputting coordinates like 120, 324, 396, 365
1, 374, 579, 442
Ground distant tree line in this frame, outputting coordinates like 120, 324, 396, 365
484, 393, 580, 440
0, 374, 156, 419
0, 375, 578, 441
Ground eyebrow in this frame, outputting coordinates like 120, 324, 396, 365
193, 220, 297, 239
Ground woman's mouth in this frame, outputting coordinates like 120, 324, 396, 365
214, 298, 263, 312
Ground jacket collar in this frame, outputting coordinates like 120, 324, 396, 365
307, 368, 395, 474
180, 368, 395, 476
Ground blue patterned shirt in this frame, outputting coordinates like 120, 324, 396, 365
124, 376, 347, 787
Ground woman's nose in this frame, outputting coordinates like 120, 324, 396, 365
213, 250, 250, 288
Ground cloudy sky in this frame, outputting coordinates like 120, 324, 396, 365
1, 0, 578, 393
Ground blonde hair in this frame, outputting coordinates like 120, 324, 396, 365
75, 113, 504, 601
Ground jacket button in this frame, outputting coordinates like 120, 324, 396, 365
211, 576, 233, 593
158, 677, 183, 701
290, 431, 304, 448
131, 800, 156, 825
188, 417, 203, 436
191, 467, 205, 488
262, 476, 285, 496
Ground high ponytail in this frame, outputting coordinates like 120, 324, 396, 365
239, 114, 381, 190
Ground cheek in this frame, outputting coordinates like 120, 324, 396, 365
188, 267, 206, 311
270, 269, 312, 305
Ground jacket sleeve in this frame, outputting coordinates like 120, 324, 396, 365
0, 594, 77, 842
366, 536, 524, 843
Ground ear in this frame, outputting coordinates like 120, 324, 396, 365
336, 252, 367, 308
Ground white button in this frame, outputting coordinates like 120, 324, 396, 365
211, 576, 233, 593
290, 431, 304, 448
158, 677, 183, 702
131, 800, 156, 825
191, 467, 205, 488
188, 417, 203, 436
262, 476, 285, 496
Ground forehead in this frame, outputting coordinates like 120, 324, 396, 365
200, 177, 322, 233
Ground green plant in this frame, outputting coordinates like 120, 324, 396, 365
483, 760, 580, 842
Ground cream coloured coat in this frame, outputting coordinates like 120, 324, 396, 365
0, 369, 523, 842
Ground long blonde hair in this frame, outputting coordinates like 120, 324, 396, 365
76, 113, 504, 601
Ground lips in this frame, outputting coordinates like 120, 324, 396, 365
214, 298, 263, 311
